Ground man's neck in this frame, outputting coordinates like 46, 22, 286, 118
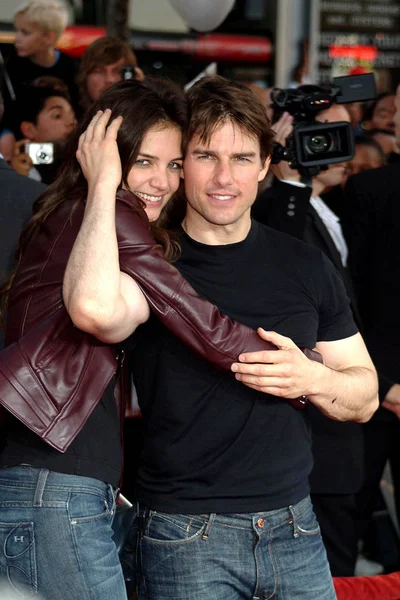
182, 209, 252, 246
29, 47, 57, 67
311, 180, 324, 199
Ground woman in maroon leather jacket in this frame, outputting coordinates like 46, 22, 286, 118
0, 79, 311, 600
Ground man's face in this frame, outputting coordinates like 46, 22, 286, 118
371, 94, 395, 133
14, 14, 50, 58
30, 96, 76, 142
314, 104, 351, 190
342, 144, 384, 187
86, 58, 126, 101
183, 120, 269, 234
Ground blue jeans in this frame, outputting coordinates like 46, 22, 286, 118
0, 466, 127, 600
137, 495, 337, 600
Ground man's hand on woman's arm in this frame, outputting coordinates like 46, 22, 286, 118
231, 329, 379, 423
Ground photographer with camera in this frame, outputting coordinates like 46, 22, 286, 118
77, 36, 145, 116
14, 83, 75, 183
252, 82, 400, 577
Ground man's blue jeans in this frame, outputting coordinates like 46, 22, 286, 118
0, 466, 127, 600
137, 495, 337, 599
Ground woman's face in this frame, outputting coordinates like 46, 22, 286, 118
371, 95, 395, 132
125, 124, 183, 222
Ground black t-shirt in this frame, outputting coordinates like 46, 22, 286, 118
0, 380, 122, 487
128, 221, 357, 514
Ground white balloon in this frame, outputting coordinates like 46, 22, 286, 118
169, 0, 235, 32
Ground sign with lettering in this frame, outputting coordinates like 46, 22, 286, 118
317, 0, 400, 82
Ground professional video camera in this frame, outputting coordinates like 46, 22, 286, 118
270, 73, 376, 175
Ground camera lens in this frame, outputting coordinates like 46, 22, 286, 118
121, 66, 134, 80
36, 150, 50, 164
305, 133, 333, 155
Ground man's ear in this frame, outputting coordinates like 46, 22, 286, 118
258, 157, 271, 182
20, 121, 36, 140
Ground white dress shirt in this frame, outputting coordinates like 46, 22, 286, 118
310, 196, 348, 267
280, 180, 348, 267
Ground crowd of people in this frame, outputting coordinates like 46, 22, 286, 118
0, 1, 400, 599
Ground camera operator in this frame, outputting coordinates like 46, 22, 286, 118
252, 96, 400, 577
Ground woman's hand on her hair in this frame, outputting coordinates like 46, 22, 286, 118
76, 109, 123, 191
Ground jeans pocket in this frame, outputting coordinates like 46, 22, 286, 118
142, 512, 208, 545
0, 522, 37, 596
292, 497, 321, 536
69, 488, 114, 524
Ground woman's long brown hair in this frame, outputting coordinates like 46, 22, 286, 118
0, 78, 188, 329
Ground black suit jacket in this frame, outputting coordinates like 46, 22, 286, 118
344, 164, 400, 362
344, 164, 400, 425
252, 179, 365, 495
0, 158, 46, 348
253, 180, 359, 314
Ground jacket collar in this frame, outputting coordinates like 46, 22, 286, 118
0, 157, 12, 171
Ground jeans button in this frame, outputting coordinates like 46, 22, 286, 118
256, 517, 265, 528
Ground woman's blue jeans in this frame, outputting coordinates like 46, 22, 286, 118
137, 495, 337, 599
0, 466, 127, 600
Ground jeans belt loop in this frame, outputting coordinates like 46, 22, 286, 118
33, 468, 50, 507
288, 504, 299, 538
108, 484, 118, 517
202, 513, 216, 540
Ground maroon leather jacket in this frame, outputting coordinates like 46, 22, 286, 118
0, 190, 320, 453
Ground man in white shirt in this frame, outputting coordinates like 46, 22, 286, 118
252, 102, 400, 577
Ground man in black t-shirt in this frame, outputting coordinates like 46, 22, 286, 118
61, 77, 379, 599
127, 77, 379, 600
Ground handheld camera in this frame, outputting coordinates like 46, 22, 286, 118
271, 73, 376, 173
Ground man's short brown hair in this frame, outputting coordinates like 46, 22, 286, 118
186, 75, 274, 164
